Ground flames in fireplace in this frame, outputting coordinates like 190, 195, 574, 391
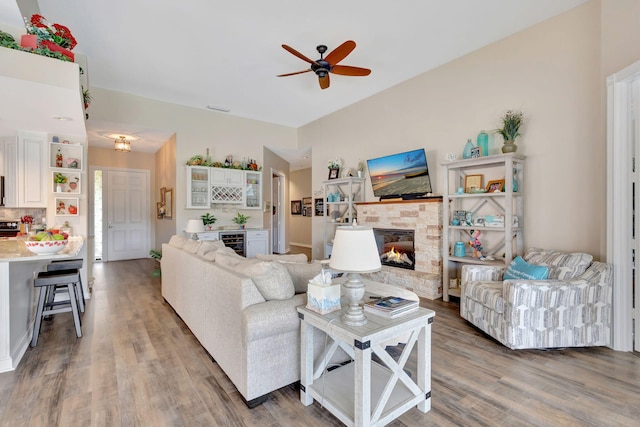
381, 246, 414, 267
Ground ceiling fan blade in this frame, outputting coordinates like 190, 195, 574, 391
277, 69, 312, 77
319, 74, 330, 90
331, 65, 371, 76
324, 40, 356, 66
281, 44, 319, 65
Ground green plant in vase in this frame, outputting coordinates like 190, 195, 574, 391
494, 110, 524, 153
232, 212, 250, 229
53, 172, 67, 192
200, 212, 217, 230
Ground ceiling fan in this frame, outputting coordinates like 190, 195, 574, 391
277, 40, 371, 90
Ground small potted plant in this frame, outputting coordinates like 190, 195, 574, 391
53, 172, 67, 192
200, 212, 217, 230
357, 160, 366, 178
232, 212, 250, 229
494, 110, 524, 153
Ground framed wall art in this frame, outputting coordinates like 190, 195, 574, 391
164, 188, 174, 219
291, 200, 302, 215
314, 198, 324, 216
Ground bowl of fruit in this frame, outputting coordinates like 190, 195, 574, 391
24, 231, 69, 255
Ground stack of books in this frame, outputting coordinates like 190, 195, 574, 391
364, 296, 419, 318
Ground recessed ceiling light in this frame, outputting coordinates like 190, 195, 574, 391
52, 116, 72, 121
206, 105, 231, 113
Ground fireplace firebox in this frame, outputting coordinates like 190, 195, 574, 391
373, 228, 415, 270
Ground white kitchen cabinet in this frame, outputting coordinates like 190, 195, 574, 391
0, 136, 17, 207
211, 168, 244, 204
194, 231, 219, 241
246, 229, 268, 258
186, 165, 211, 209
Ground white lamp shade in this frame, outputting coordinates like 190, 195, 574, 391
329, 225, 381, 273
185, 219, 205, 233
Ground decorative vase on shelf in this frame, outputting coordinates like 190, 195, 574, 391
463, 139, 474, 159
512, 168, 519, 192
56, 184, 63, 193
501, 140, 518, 153
477, 131, 489, 156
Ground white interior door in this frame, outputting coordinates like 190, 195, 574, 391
606, 60, 640, 352
106, 169, 150, 261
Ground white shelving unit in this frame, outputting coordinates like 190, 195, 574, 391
186, 166, 262, 210
323, 177, 365, 258
186, 165, 211, 209
441, 153, 525, 301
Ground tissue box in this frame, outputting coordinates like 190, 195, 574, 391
306, 281, 341, 314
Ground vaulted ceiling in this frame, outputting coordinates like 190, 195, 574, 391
2, 0, 587, 156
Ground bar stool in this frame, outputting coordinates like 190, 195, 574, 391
47, 259, 84, 313
31, 269, 82, 347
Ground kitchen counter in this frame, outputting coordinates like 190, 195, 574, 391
0, 236, 85, 261
0, 236, 85, 373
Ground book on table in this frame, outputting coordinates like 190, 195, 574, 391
364, 296, 419, 318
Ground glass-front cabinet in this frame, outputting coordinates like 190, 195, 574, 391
186, 165, 211, 209
244, 171, 262, 209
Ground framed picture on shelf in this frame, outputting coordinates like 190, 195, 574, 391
328, 168, 340, 180
470, 147, 482, 158
291, 200, 302, 215
55, 197, 79, 216
314, 198, 324, 216
486, 179, 505, 193
464, 174, 483, 193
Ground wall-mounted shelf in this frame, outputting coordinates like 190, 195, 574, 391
55, 197, 79, 216
52, 171, 81, 194
49, 142, 83, 170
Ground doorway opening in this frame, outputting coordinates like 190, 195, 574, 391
272, 170, 286, 254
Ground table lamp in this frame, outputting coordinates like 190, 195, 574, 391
185, 219, 205, 240
329, 223, 381, 326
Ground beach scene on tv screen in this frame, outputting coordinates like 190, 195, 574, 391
367, 149, 433, 197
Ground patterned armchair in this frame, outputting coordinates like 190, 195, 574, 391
460, 248, 613, 349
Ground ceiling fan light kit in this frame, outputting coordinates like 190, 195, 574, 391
278, 40, 371, 89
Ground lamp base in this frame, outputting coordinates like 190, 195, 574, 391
341, 273, 367, 326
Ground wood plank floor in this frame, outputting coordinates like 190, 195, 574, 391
0, 259, 638, 426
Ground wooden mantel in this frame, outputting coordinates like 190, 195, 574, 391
355, 196, 443, 206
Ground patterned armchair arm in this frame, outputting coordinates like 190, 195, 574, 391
501, 261, 612, 349
460, 264, 504, 287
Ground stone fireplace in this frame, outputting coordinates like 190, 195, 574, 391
357, 199, 442, 299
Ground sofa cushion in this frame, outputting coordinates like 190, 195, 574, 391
503, 256, 549, 281
168, 234, 187, 248
524, 248, 593, 280
280, 261, 323, 294
197, 240, 226, 256
256, 253, 308, 263
243, 260, 295, 300
464, 281, 505, 314
182, 239, 202, 254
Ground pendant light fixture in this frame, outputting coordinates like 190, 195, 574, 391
114, 136, 131, 152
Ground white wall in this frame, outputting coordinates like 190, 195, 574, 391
302, 1, 604, 259
88, 87, 298, 235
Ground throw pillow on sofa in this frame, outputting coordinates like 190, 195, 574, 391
523, 248, 593, 280
168, 234, 187, 248
244, 261, 295, 300
280, 261, 323, 294
197, 240, 226, 256
503, 256, 549, 280
182, 239, 202, 254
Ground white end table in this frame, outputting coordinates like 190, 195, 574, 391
297, 303, 435, 426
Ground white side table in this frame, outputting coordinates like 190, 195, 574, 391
297, 304, 435, 426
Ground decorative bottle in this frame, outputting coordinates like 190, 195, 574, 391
512, 168, 519, 192
477, 131, 489, 157
56, 148, 63, 167
463, 139, 474, 159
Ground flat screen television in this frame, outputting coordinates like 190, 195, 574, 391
366, 148, 433, 200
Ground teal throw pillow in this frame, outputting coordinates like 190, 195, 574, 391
503, 256, 549, 280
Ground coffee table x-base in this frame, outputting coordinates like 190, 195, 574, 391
297, 305, 435, 427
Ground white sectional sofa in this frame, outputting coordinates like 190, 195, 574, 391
161, 235, 421, 407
